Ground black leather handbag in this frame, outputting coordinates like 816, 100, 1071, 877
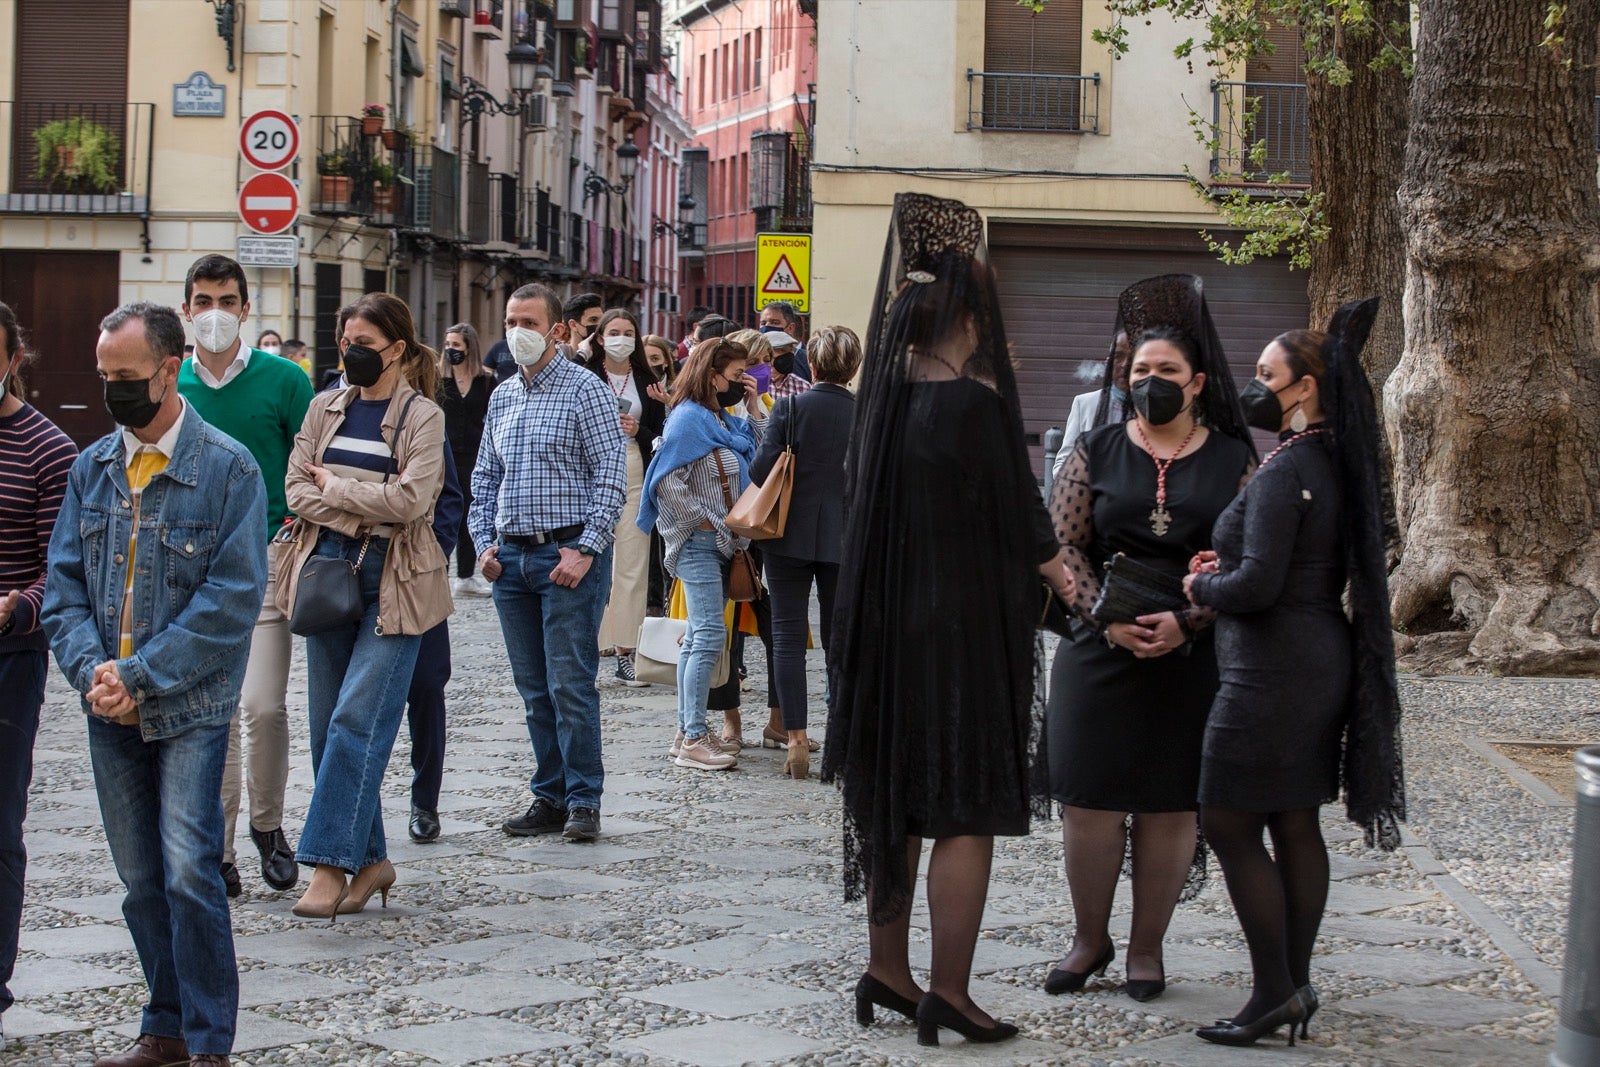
287, 393, 417, 636
1090, 552, 1188, 625
288, 538, 370, 636
1038, 582, 1076, 638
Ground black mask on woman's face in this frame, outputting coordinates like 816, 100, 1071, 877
1239, 377, 1303, 432
444, 347, 466, 365
104, 373, 167, 429
1130, 374, 1191, 426
343, 341, 395, 387
716, 378, 745, 407
650, 363, 669, 381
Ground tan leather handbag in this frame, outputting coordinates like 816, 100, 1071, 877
726, 398, 795, 540
711, 450, 765, 603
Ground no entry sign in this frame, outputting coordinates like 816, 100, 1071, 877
239, 109, 299, 171
238, 172, 299, 235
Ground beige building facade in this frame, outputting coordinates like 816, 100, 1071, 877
810, 0, 1310, 457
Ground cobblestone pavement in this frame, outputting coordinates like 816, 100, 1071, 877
6, 592, 1594, 1066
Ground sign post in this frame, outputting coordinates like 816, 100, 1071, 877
755, 234, 812, 314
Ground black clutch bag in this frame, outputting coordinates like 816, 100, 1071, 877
1091, 552, 1188, 625
1038, 581, 1076, 638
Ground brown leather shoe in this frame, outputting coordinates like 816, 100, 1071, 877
92, 1032, 189, 1067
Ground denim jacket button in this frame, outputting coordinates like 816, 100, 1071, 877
185, 542, 195, 554
114, 554, 124, 564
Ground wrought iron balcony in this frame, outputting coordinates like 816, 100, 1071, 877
1210, 80, 1310, 186
0, 101, 154, 215
311, 116, 377, 218
411, 146, 461, 239
965, 71, 1099, 133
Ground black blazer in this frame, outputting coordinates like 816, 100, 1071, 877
583, 353, 666, 466
749, 383, 854, 563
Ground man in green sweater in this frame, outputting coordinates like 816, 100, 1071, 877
177, 254, 313, 898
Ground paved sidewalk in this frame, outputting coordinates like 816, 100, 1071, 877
6, 594, 1589, 1066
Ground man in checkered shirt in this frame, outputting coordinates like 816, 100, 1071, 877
469, 283, 626, 844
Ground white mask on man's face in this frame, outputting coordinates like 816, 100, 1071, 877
192, 308, 241, 354
507, 325, 551, 367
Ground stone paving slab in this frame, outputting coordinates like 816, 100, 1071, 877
617, 1021, 830, 1066
428, 930, 614, 967
361, 1017, 581, 1064
1317, 947, 1495, 985
1334, 985, 1538, 1027
649, 932, 831, 973
629, 975, 833, 1018
17, 922, 130, 957
407, 972, 595, 1012
0, 1004, 89, 1038
236, 965, 364, 1008
11, 958, 140, 996
110, 1010, 325, 1053
234, 927, 420, 964
1375, 1031, 1548, 1066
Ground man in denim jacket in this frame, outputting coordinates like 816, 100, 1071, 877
43, 302, 266, 1067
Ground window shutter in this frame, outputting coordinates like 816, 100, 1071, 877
1246, 22, 1306, 84
983, 0, 1081, 75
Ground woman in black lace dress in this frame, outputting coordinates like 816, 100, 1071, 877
1185, 300, 1405, 1047
1043, 275, 1256, 1004
825, 193, 1072, 1047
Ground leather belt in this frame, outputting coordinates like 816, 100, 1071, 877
504, 524, 584, 548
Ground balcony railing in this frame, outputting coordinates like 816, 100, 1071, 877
488, 171, 519, 244
412, 146, 460, 239
1210, 80, 1310, 186
312, 115, 377, 218
966, 71, 1099, 133
464, 159, 490, 243
0, 101, 154, 215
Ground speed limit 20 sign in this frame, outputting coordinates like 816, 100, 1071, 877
239, 109, 299, 172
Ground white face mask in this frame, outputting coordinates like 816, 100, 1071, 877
507, 325, 552, 367
192, 308, 241, 354
261, 344, 281, 356
603, 335, 635, 360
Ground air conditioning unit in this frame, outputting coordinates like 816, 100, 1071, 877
522, 93, 548, 131
440, 0, 471, 17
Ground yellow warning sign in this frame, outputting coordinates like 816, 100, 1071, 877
756, 233, 811, 314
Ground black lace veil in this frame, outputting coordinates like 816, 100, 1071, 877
1321, 297, 1405, 849
824, 192, 1045, 922
1096, 274, 1256, 456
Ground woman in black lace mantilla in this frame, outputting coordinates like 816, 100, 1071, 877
824, 193, 1072, 1046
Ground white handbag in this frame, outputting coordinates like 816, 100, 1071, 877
634, 615, 733, 689
635, 616, 687, 686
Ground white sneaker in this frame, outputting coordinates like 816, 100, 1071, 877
460, 576, 493, 598
675, 733, 737, 770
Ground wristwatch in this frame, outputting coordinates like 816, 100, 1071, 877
576, 544, 599, 558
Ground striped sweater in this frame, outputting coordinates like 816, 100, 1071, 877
0, 403, 77, 652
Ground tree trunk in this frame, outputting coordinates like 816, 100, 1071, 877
1305, 4, 1410, 396
1389, 0, 1600, 674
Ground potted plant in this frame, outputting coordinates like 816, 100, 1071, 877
380, 123, 413, 151
317, 149, 351, 204
361, 103, 385, 137
371, 160, 408, 214
32, 116, 121, 194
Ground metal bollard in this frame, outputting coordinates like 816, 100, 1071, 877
1554, 746, 1600, 1067
1042, 426, 1064, 500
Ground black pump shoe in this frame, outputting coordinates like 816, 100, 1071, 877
1043, 942, 1115, 995
854, 973, 919, 1026
915, 991, 1019, 1047
1196, 990, 1309, 1047
1125, 973, 1166, 1002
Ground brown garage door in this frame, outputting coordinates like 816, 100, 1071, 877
988, 222, 1310, 469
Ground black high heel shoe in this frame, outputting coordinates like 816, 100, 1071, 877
1195, 990, 1309, 1047
1043, 942, 1115, 995
854, 973, 919, 1026
915, 992, 1019, 1047
1124, 968, 1166, 1003
1297, 984, 1319, 1038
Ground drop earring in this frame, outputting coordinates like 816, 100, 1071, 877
1289, 406, 1308, 433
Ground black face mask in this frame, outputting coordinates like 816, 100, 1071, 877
651, 364, 670, 382
716, 380, 745, 407
444, 347, 466, 366
1239, 377, 1302, 433
104, 374, 167, 429
342, 342, 393, 387
1130, 375, 1191, 426
772, 352, 796, 376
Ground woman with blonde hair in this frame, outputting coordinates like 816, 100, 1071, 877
279, 292, 450, 919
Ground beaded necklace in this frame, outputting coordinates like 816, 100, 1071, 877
1258, 427, 1327, 470
1133, 417, 1201, 537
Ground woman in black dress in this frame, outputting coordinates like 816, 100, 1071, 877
1185, 299, 1405, 1047
438, 323, 494, 594
1043, 274, 1255, 1003
826, 193, 1072, 1047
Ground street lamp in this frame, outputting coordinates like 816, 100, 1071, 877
653, 195, 699, 243
203, 0, 238, 72
460, 42, 541, 123
583, 142, 641, 201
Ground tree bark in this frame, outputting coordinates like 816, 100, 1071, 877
1305, 4, 1410, 396
1389, 0, 1600, 674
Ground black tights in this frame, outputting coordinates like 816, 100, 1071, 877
1201, 806, 1328, 1023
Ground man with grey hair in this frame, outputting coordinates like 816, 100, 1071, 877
43, 302, 267, 1067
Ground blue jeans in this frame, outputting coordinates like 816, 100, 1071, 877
300, 534, 422, 872
88, 715, 235, 1055
675, 529, 727, 740
0, 650, 45, 1019
492, 539, 612, 810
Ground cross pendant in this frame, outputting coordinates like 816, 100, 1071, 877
1149, 506, 1172, 537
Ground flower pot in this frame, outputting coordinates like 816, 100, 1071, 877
361, 115, 383, 137
380, 129, 408, 151
371, 186, 396, 214
320, 174, 352, 205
